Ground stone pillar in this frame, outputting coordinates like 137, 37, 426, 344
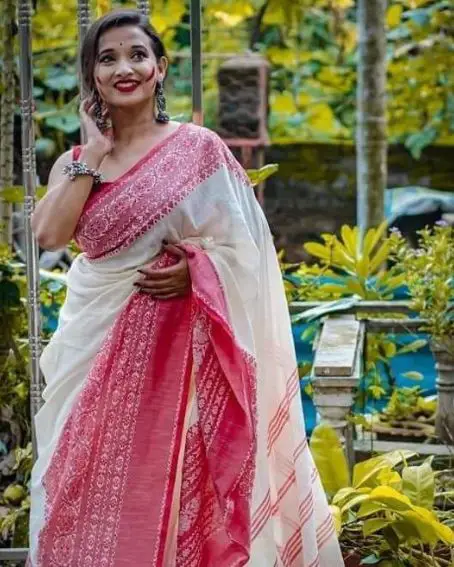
432, 345, 454, 444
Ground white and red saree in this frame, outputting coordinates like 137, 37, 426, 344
28, 123, 343, 566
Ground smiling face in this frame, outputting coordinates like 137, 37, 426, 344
94, 25, 167, 108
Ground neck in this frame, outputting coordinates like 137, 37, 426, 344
109, 99, 159, 145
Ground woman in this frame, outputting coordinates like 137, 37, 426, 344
28, 9, 343, 567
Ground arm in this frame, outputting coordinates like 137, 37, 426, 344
32, 145, 107, 250
32, 100, 112, 250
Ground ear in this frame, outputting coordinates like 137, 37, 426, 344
157, 56, 169, 81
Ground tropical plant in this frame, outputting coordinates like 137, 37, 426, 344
389, 223, 454, 357
0, 247, 68, 547
311, 423, 454, 565
382, 386, 437, 423
290, 223, 426, 402
303, 222, 406, 300
0, 444, 32, 548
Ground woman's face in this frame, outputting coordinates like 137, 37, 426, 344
94, 25, 166, 108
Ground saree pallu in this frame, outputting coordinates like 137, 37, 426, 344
28, 123, 344, 567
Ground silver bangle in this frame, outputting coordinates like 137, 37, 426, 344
63, 161, 104, 185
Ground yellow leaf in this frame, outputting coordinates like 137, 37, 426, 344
340, 225, 358, 258
212, 10, 253, 27
306, 103, 336, 134
345, 278, 366, 297
318, 283, 347, 297
341, 494, 370, 514
304, 242, 331, 262
401, 507, 454, 546
383, 341, 397, 359
386, 5, 403, 28
246, 164, 279, 186
263, 0, 287, 26
310, 424, 350, 495
272, 92, 297, 114
297, 92, 313, 107
329, 505, 342, 536
96, 0, 110, 18
340, 23, 357, 53
356, 254, 370, 278
368, 486, 413, 511
362, 222, 388, 258
369, 241, 391, 273
376, 467, 402, 489
317, 67, 345, 88
353, 450, 416, 488
332, 0, 354, 8
267, 47, 297, 67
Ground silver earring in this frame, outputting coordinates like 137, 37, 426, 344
93, 92, 108, 132
155, 81, 169, 123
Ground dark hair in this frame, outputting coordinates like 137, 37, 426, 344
79, 9, 167, 95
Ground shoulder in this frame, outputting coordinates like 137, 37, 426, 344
183, 123, 233, 163
184, 123, 227, 151
183, 123, 251, 186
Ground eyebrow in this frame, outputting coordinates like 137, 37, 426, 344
98, 44, 148, 57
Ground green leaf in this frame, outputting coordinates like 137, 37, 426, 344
359, 554, 381, 565
45, 113, 80, 134
402, 371, 423, 381
0, 280, 21, 308
44, 73, 78, 91
402, 459, 435, 509
396, 339, 427, 355
246, 164, 279, 186
309, 424, 350, 496
363, 518, 392, 537
0, 186, 25, 204
382, 525, 400, 551
357, 500, 386, 518
405, 126, 438, 159
35, 137, 57, 159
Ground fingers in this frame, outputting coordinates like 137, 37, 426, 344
134, 284, 189, 298
138, 257, 187, 280
163, 243, 185, 258
134, 278, 174, 290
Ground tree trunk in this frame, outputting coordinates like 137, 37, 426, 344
356, 0, 387, 239
0, 0, 16, 248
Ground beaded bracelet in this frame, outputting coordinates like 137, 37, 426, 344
62, 161, 104, 185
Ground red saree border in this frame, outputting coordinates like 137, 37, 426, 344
75, 124, 251, 261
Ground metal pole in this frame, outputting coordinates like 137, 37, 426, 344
136, 0, 150, 17
190, 0, 203, 125
18, 0, 43, 459
78, 0, 91, 143
77, 0, 91, 46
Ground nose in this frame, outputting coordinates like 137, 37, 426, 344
114, 57, 134, 78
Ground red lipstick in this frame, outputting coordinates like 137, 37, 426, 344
114, 80, 140, 93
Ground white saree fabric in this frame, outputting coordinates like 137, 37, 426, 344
29, 123, 344, 566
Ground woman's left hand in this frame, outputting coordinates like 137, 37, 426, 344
135, 243, 191, 299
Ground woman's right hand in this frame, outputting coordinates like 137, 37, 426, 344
79, 98, 113, 158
